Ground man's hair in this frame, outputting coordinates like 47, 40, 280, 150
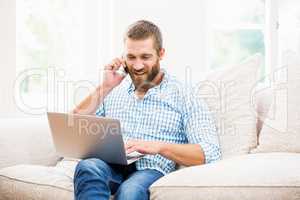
124, 20, 163, 54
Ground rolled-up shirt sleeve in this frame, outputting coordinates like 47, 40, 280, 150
183, 94, 221, 164
95, 102, 105, 117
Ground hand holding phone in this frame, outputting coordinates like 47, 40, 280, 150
102, 57, 128, 90
116, 64, 128, 77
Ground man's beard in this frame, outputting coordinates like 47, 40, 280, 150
129, 61, 160, 91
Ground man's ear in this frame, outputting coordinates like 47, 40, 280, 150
159, 48, 165, 60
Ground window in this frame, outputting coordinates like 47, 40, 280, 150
278, 0, 300, 65
205, 0, 300, 73
205, 0, 265, 73
16, 0, 86, 91
15, 0, 103, 114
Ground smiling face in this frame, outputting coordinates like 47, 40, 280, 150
124, 37, 164, 90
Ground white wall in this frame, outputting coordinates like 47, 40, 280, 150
0, 0, 16, 117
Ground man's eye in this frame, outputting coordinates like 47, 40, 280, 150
127, 56, 135, 60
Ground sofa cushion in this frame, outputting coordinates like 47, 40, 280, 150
194, 54, 261, 158
0, 158, 116, 200
0, 158, 78, 200
0, 158, 79, 200
252, 55, 300, 153
150, 153, 300, 200
0, 164, 74, 200
0, 117, 59, 169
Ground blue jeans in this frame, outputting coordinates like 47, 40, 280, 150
74, 158, 164, 200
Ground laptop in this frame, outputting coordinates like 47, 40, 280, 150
47, 112, 144, 165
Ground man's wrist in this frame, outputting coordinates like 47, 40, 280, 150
98, 83, 113, 95
158, 142, 169, 155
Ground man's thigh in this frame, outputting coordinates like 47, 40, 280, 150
124, 169, 164, 188
74, 158, 125, 187
113, 169, 164, 199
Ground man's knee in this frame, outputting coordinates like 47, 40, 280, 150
115, 182, 148, 200
74, 158, 110, 180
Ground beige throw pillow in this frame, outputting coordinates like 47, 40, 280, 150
252, 56, 300, 153
195, 54, 261, 158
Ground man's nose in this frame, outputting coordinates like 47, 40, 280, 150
132, 62, 144, 71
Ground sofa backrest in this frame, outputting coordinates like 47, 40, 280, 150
0, 117, 60, 169
0, 84, 273, 169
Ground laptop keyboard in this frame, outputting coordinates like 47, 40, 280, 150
126, 151, 144, 160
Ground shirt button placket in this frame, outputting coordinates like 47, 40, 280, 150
135, 98, 143, 138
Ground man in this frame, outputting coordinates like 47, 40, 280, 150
73, 20, 221, 200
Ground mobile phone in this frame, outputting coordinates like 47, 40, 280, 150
116, 63, 128, 76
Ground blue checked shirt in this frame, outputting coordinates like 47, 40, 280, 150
96, 69, 221, 175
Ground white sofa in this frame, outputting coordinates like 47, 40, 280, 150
1, 55, 300, 199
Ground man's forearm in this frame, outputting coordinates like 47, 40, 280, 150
159, 143, 205, 166
72, 84, 112, 115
